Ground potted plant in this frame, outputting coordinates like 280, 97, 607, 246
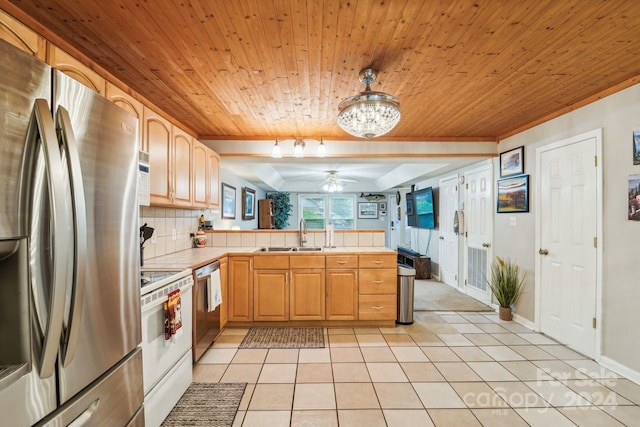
266, 192, 293, 229
486, 256, 525, 321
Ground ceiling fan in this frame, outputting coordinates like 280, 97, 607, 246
319, 171, 359, 192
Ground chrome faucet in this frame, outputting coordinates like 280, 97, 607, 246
299, 218, 307, 247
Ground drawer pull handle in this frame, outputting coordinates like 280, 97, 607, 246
373, 280, 385, 284
372, 306, 384, 310
372, 260, 383, 264
336, 260, 347, 264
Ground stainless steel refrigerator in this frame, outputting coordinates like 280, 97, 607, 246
0, 39, 143, 426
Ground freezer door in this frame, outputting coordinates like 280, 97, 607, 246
53, 70, 142, 404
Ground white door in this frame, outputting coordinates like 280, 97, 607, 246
537, 134, 598, 358
388, 194, 401, 249
439, 176, 458, 287
464, 164, 493, 303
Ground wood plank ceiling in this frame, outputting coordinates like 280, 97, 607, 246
5, 0, 640, 140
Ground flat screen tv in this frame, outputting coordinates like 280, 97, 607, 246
413, 187, 435, 229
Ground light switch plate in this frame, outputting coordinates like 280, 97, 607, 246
509, 216, 517, 226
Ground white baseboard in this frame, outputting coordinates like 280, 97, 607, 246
599, 356, 640, 386
513, 314, 535, 330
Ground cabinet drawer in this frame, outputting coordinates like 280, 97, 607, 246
359, 254, 396, 269
326, 255, 358, 269
358, 295, 397, 320
253, 255, 289, 269
359, 269, 397, 294
290, 255, 325, 269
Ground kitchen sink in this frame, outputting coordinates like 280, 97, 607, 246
254, 247, 293, 252
291, 246, 323, 252
254, 246, 324, 252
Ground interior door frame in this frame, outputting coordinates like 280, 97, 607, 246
438, 174, 459, 288
534, 128, 603, 360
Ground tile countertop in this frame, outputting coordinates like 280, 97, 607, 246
143, 246, 396, 270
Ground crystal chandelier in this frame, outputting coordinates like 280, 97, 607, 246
337, 68, 401, 139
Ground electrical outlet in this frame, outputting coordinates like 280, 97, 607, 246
172, 228, 177, 241
509, 216, 517, 226
151, 234, 156, 244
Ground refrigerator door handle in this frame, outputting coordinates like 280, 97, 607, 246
56, 107, 88, 367
30, 99, 69, 378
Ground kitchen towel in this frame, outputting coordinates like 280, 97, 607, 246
164, 289, 183, 341
207, 269, 222, 312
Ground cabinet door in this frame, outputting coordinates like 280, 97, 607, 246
172, 127, 193, 207
253, 270, 289, 321
106, 82, 144, 151
208, 150, 220, 208
47, 44, 106, 95
0, 10, 46, 59
290, 269, 325, 320
219, 258, 228, 330
193, 141, 208, 208
144, 107, 172, 205
326, 270, 358, 320
228, 257, 253, 321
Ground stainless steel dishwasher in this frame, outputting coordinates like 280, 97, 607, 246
192, 260, 221, 362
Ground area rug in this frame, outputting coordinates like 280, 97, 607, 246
239, 327, 325, 349
162, 382, 246, 427
414, 279, 493, 311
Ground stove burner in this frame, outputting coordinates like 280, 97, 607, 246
140, 271, 183, 287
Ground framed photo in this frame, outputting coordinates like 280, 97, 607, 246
497, 175, 529, 213
633, 129, 640, 165
629, 174, 640, 221
500, 146, 525, 177
242, 187, 256, 220
378, 202, 387, 211
221, 183, 236, 219
358, 202, 378, 219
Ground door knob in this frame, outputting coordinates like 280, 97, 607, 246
539, 249, 549, 255
482, 243, 490, 248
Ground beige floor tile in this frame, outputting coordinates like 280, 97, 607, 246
599, 378, 640, 404
291, 410, 338, 427
199, 348, 237, 364
401, 323, 435, 335
515, 407, 580, 427
298, 348, 331, 363
517, 333, 559, 345
472, 408, 529, 427
366, 362, 409, 382
501, 361, 554, 381
421, 347, 462, 362
383, 409, 434, 427
434, 362, 483, 382
600, 405, 640, 426
220, 363, 262, 383
391, 346, 429, 362
327, 327, 355, 335
479, 345, 525, 361
242, 410, 291, 427
460, 313, 496, 324
330, 347, 364, 362
356, 334, 388, 347
332, 362, 371, 382
384, 334, 417, 346
248, 383, 295, 410
212, 335, 244, 348
329, 334, 359, 347
451, 347, 493, 362
361, 346, 397, 362
565, 379, 634, 406
265, 349, 299, 364
379, 326, 406, 334
427, 408, 481, 426
335, 383, 380, 409
467, 362, 519, 381
452, 323, 485, 334
464, 333, 503, 346
491, 333, 531, 345
409, 333, 446, 346
532, 360, 591, 381
192, 363, 226, 382
296, 363, 333, 383
231, 348, 268, 364
338, 409, 387, 427
509, 345, 556, 360
565, 360, 621, 380
500, 322, 534, 333
558, 406, 626, 427
221, 328, 249, 336
238, 384, 255, 410
542, 345, 588, 360
232, 410, 245, 427
487, 381, 550, 408
439, 314, 468, 323
374, 382, 423, 409
354, 327, 382, 335
419, 323, 459, 334
437, 333, 475, 346
258, 363, 297, 383
293, 383, 336, 409
413, 382, 467, 408
451, 382, 509, 408
476, 323, 510, 333
524, 380, 592, 407
400, 362, 446, 382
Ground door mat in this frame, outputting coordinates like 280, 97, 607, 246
162, 382, 246, 427
239, 327, 325, 349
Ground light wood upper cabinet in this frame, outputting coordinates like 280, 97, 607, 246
47, 44, 106, 95
0, 10, 46, 60
172, 128, 193, 207
228, 256, 253, 322
144, 107, 172, 205
208, 150, 220, 208
193, 141, 208, 208
106, 82, 145, 151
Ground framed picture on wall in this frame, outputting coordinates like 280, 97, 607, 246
378, 202, 387, 211
221, 183, 236, 219
358, 202, 378, 219
633, 129, 640, 165
497, 175, 529, 213
500, 146, 525, 177
242, 187, 256, 220
629, 174, 640, 220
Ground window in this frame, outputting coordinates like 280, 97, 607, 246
299, 194, 355, 230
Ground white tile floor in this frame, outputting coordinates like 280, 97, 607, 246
194, 312, 640, 426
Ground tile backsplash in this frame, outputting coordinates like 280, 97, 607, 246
140, 207, 206, 260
